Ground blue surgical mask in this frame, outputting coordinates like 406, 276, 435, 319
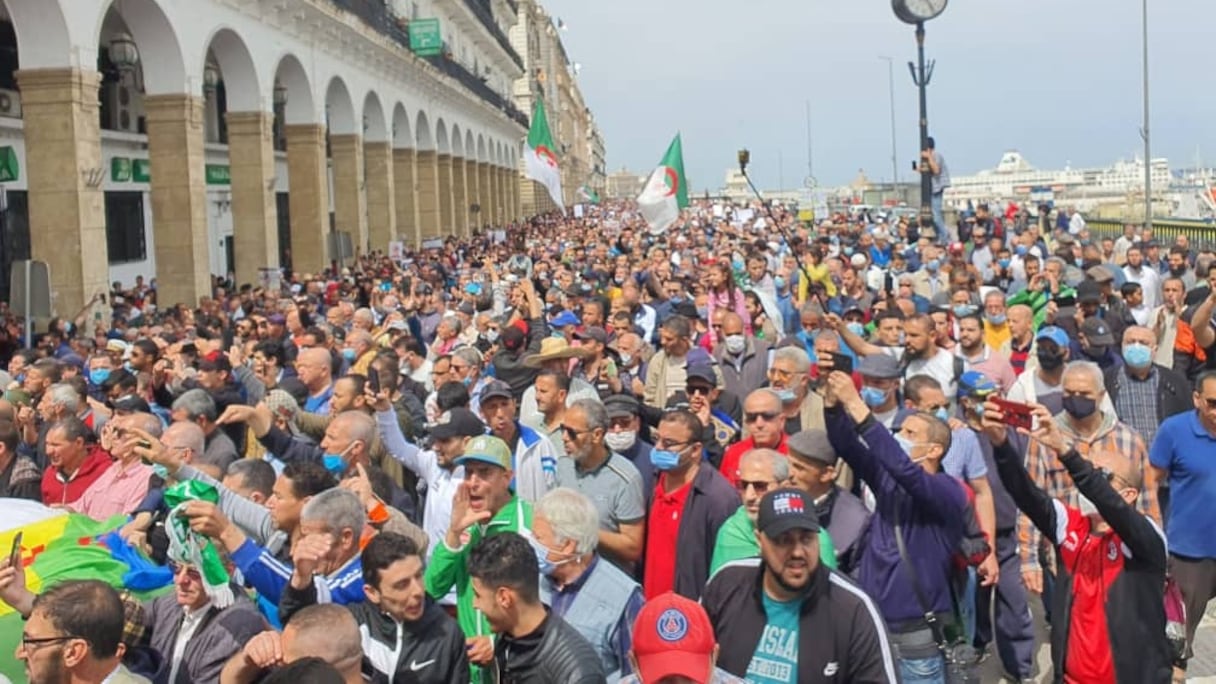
1015, 245, 1028, 256
322, 448, 350, 475
933, 407, 950, 423
844, 247, 855, 256
998, 258, 1011, 269
775, 389, 797, 404
860, 386, 888, 407
986, 313, 1007, 326
774, 276, 786, 291
1075, 258, 1084, 267
696, 306, 708, 320
669, 296, 684, 304
462, 376, 473, 387
89, 368, 111, 385
650, 448, 681, 471
894, 433, 916, 456
151, 463, 170, 480
846, 322, 866, 338
1123, 342, 1152, 369
341, 348, 357, 362
926, 258, 941, 273
732, 257, 745, 271
953, 304, 977, 317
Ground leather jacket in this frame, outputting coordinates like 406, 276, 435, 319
492, 610, 606, 684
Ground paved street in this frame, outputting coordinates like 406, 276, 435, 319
982, 597, 1216, 682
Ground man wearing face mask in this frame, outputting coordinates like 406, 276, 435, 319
982, 401, 1172, 684
713, 312, 771, 399
1019, 361, 1159, 601
1105, 326, 1190, 447
765, 347, 826, 437
642, 409, 739, 600
855, 354, 903, 430
533, 487, 645, 680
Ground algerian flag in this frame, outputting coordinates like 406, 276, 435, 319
524, 99, 565, 214
578, 184, 601, 204
637, 134, 689, 234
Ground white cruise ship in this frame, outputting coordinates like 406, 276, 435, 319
945, 151, 1172, 210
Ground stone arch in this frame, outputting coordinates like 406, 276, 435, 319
324, 75, 356, 136
362, 91, 387, 143
3, 0, 72, 70
477, 134, 487, 163
391, 102, 412, 149
414, 110, 433, 150
451, 123, 464, 158
202, 26, 260, 112
272, 52, 315, 125
435, 117, 450, 154
97, 0, 188, 94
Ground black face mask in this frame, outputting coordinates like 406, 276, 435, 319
1062, 395, 1098, 421
1037, 350, 1065, 371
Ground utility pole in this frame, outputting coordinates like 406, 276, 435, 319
880, 56, 899, 186
805, 100, 814, 184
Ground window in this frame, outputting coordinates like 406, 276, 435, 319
105, 191, 146, 264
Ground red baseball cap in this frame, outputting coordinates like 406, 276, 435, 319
631, 592, 715, 683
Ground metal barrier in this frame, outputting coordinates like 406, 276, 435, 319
1085, 218, 1216, 252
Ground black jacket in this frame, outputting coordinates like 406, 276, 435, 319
702, 559, 899, 683
279, 580, 470, 684
993, 439, 1171, 684
491, 316, 549, 400
1104, 363, 1191, 425
492, 610, 606, 684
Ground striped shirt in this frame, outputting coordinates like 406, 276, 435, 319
1109, 367, 1161, 448
1019, 412, 1159, 572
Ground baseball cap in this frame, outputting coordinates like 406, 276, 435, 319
1035, 326, 1069, 348
757, 488, 821, 537
685, 361, 716, 385
787, 429, 837, 466
454, 434, 512, 470
604, 394, 640, 419
574, 326, 607, 345
957, 370, 997, 398
105, 339, 129, 355
550, 310, 581, 328
429, 408, 487, 440
857, 354, 901, 379
478, 379, 514, 404
631, 592, 716, 684
1081, 317, 1115, 346
198, 352, 231, 373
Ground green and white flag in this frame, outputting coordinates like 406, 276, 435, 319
524, 99, 565, 214
637, 134, 689, 234
578, 184, 601, 204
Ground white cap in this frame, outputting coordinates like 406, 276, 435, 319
850, 253, 868, 268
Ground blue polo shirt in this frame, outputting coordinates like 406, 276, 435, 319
1149, 411, 1216, 558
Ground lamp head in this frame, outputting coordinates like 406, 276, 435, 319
737, 149, 750, 172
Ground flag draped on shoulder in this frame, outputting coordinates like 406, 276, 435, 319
637, 134, 689, 234
524, 99, 565, 214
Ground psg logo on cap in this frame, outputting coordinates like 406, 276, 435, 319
656, 608, 688, 642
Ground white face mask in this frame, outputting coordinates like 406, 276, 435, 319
619, 352, 633, 367
724, 334, 746, 354
604, 430, 637, 453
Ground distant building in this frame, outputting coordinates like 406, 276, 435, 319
606, 167, 646, 200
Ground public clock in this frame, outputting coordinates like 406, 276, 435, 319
892, 0, 948, 24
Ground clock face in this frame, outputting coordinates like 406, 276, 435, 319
893, 0, 948, 23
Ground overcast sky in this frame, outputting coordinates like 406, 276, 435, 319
540, 0, 1216, 193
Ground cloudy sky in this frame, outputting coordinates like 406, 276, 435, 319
540, 0, 1216, 192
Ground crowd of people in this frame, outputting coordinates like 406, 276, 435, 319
0, 197, 1215, 684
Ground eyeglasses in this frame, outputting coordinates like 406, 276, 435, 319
654, 438, 690, 450
1097, 467, 1131, 489
745, 410, 781, 423
768, 368, 795, 381
19, 634, 78, 652
735, 479, 774, 495
686, 385, 713, 397
560, 425, 592, 440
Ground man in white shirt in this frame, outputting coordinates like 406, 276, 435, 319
1122, 244, 1161, 311
1067, 206, 1087, 235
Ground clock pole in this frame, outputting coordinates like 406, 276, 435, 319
909, 21, 935, 238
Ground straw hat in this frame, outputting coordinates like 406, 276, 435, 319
523, 337, 591, 368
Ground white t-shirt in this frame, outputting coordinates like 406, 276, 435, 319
903, 347, 958, 399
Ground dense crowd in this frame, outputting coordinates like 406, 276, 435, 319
1, 196, 1215, 684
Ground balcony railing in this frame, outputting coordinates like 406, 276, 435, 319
326, 0, 528, 129
461, 0, 524, 71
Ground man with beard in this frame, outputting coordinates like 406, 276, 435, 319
555, 398, 646, 570
902, 314, 962, 399
956, 313, 1016, 393
702, 488, 898, 682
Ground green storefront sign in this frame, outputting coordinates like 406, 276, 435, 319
205, 164, 230, 185
111, 157, 132, 182
132, 159, 151, 183
409, 18, 442, 57
0, 146, 19, 183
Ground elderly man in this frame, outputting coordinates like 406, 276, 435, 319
1007, 304, 1036, 376
172, 388, 238, 473
711, 448, 836, 575
1020, 361, 1159, 598
714, 312, 771, 399
1105, 325, 1190, 450
982, 290, 1012, 354
73, 412, 161, 520
556, 398, 646, 569
767, 346, 825, 436
533, 488, 645, 680
296, 347, 335, 415
343, 330, 377, 377
782, 428, 870, 575
718, 389, 787, 488
221, 604, 365, 684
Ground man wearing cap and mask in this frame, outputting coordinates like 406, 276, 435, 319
603, 393, 655, 498
703, 487, 899, 682
621, 592, 744, 684
853, 354, 903, 430
1075, 315, 1122, 371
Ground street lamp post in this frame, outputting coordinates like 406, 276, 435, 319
879, 56, 899, 187
892, 0, 947, 234
1141, 0, 1151, 232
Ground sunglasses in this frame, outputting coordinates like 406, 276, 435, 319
745, 410, 782, 423
561, 425, 592, 440
686, 385, 713, 397
1204, 398, 1216, 410
735, 479, 774, 495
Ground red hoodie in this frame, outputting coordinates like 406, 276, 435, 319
41, 445, 112, 506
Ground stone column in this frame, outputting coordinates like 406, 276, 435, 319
143, 93, 210, 307
329, 134, 367, 254
495, 168, 508, 224
392, 147, 419, 246
15, 68, 108, 318
478, 162, 492, 228
484, 166, 498, 226
435, 153, 453, 236
466, 158, 481, 232
284, 123, 330, 274
508, 172, 520, 222
363, 140, 396, 252
415, 150, 440, 240
451, 156, 468, 237
225, 111, 279, 287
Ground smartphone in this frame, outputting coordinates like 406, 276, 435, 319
9, 531, 22, 569
827, 352, 853, 375
368, 367, 381, 394
992, 397, 1034, 431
